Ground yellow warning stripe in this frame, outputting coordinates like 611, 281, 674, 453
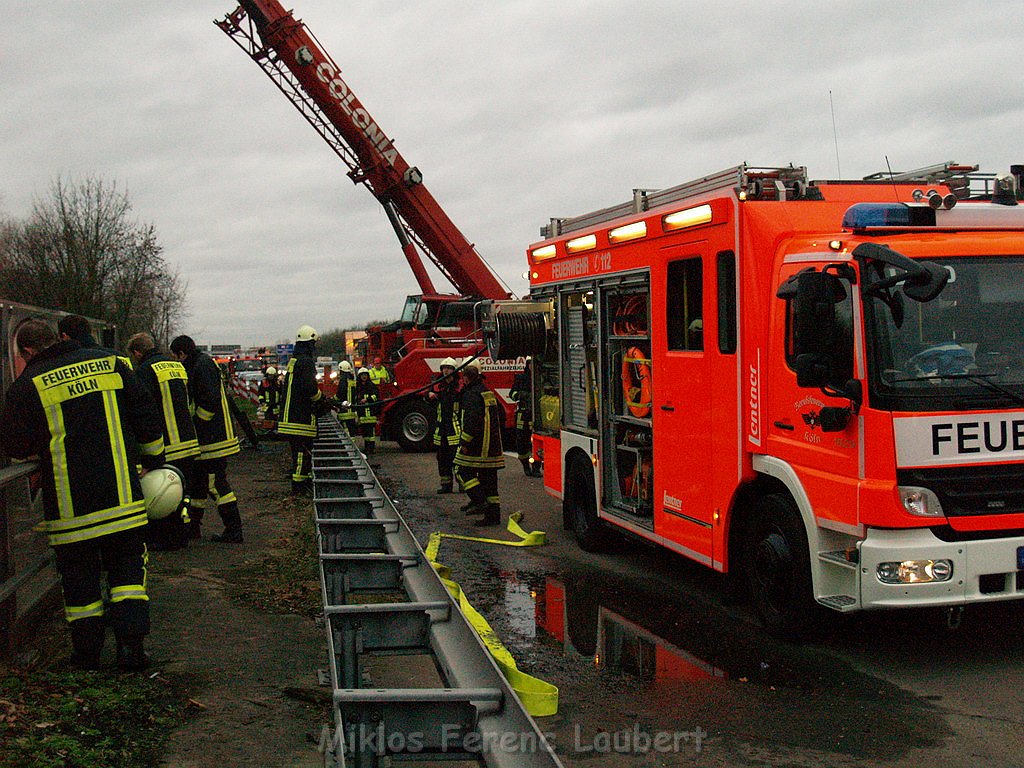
425, 512, 558, 717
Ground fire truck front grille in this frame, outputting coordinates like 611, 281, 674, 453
898, 464, 1024, 517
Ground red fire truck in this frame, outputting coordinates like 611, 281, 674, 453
218, 2, 520, 451
483, 161, 1024, 634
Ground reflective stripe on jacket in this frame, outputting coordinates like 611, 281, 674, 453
135, 350, 200, 462
454, 378, 505, 469
0, 341, 165, 545
278, 353, 322, 437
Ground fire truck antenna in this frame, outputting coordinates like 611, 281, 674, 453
829, 90, 841, 177
884, 155, 900, 200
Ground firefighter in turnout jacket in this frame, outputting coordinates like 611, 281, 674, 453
454, 359, 505, 526
258, 365, 281, 420
509, 358, 540, 477
429, 357, 461, 493
128, 332, 200, 550
336, 360, 357, 436
278, 325, 324, 495
170, 334, 244, 543
1, 321, 165, 670
353, 368, 379, 454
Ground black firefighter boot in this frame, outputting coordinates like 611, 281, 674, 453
211, 504, 244, 544
69, 617, 106, 671
520, 459, 533, 477
116, 634, 149, 672
473, 503, 501, 527
436, 479, 454, 494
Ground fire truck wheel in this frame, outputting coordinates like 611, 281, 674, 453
746, 495, 817, 638
394, 400, 435, 453
564, 457, 612, 552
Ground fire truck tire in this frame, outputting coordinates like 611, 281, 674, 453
564, 456, 612, 552
393, 400, 435, 453
745, 494, 819, 638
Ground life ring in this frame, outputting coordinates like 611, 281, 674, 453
621, 346, 652, 418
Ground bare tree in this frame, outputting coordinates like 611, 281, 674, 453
0, 176, 188, 341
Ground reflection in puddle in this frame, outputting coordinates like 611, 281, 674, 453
503, 573, 726, 684
596, 607, 726, 682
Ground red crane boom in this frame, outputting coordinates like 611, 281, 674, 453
217, 1, 510, 300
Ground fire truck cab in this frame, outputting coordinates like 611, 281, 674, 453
492, 162, 1024, 635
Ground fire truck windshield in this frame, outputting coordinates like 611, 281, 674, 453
865, 256, 1024, 410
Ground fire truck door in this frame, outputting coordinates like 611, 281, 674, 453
653, 255, 714, 562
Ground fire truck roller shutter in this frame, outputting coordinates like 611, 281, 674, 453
487, 312, 547, 359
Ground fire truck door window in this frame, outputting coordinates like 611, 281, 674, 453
666, 257, 703, 351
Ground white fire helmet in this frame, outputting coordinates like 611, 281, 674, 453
339, 360, 353, 372
463, 358, 482, 373
296, 324, 319, 342
440, 357, 458, 370
265, 366, 278, 376
140, 465, 185, 520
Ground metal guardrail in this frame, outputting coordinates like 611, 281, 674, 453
312, 415, 563, 768
0, 460, 58, 660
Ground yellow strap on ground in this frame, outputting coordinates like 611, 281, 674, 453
426, 512, 558, 717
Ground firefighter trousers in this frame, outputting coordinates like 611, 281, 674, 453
453, 465, 499, 509
289, 435, 313, 492
188, 456, 242, 534
436, 443, 457, 489
54, 528, 149, 662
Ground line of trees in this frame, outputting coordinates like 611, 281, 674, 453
0, 176, 187, 344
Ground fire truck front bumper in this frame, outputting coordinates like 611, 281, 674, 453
859, 526, 1024, 609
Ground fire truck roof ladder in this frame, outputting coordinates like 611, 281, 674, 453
542, 164, 809, 238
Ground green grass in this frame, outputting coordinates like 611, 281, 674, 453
0, 667, 189, 767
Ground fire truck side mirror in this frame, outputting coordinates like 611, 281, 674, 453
790, 270, 847, 389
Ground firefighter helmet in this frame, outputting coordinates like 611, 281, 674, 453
339, 360, 353, 372
440, 357, 458, 370
265, 366, 278, 376
296, 324, 319, 342
357, 368, 370, 379
463, 358, 482, 373
140, 465, 185, 520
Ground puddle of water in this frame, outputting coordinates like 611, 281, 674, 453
491, 568, 729, 685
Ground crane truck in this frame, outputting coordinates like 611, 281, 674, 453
481, 161, 1024, 635
217, 1, 522, 451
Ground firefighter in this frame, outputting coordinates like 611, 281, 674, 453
278, 325, 324, 495
453, 358, 505, 526
258, 365, 281, 420
1, 320, 165, 670
509, 358, 540, 477
169, 334, 244, 543
337, 360, 357, 436
353, 368, 379, 455
428, 357, 461, 493
368, 357, 390, 387
127, 332, 200, 551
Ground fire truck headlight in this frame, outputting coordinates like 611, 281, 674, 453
876, 559, 954, 584
898, 486, 944, 517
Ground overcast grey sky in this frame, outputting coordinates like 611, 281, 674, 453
3, 1, 1022, 346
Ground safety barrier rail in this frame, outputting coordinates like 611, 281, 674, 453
0, 460, 58, 660
312, 415, 563, 768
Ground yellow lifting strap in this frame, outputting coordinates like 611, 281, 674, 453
425, 512, 558, 717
